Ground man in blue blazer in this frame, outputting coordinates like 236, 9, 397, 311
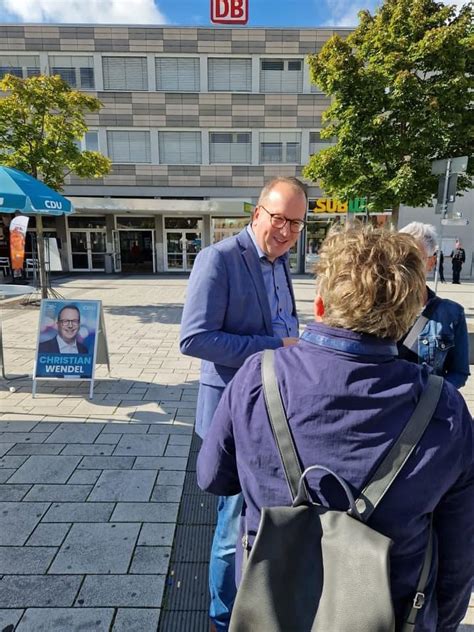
38, 305, 88, 354
180, 176, 307, 631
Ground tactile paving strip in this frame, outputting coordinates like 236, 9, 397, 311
159, 609, 209, 632
189, 434, 202, 453
173, 525, 214, 563
158, 433, 215, 631
179, 493, 216, 525
186, 449, 198, 472
183, 470, 201, 495
162, 562, 209, 611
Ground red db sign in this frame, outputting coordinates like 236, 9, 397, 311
211, 0, 248, 24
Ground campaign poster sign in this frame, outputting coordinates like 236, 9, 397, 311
34, 300, 100, 380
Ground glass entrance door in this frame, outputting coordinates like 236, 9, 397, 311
119, 230, 155, 273
69, 231, 106, 271
164, 217, 202, 272
165, 232, 183, 270
304, 218, 345, 273
70, 231, 88, 270
90, 232, 106, 270
165, 230, 201, 271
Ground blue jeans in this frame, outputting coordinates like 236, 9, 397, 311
209, 493, 243, 630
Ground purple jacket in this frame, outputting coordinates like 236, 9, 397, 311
197, 322, 474, 632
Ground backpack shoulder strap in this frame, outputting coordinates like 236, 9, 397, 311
400, 517, 434, 632
261, 349, 305, 502
355, 374, 443, 521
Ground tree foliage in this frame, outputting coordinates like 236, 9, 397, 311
0, 73, 111, 190
304, 0, 473, 222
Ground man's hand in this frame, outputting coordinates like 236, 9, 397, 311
282, 337, 299, 347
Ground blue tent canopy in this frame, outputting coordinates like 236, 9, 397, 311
0, 166, 74, 216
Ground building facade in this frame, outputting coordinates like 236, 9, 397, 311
0, 24, 471, 276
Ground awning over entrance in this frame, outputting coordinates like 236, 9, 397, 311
68, 197, 253, 217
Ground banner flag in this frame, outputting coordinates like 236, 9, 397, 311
9, 215, 29, 271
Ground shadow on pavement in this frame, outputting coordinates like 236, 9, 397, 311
0, 377, 199, 428
104, 304, 183, 325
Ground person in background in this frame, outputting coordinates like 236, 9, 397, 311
450, 239, 466, 284
438, 249, 445, 282
197, 226, 473, 631
399, 222, 469, 388
180, 176, 307, 632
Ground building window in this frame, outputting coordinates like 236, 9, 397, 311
84, 131, 99, 152
75, 131, 99, 152
210, 132, 251, 164
0, 55, 40, 80
49, 56, 95, 89
309, 131, 334, 155
68, 216, 107, 229
165, 217, 202, 230
208, 58, 251, 92
212, 217, 249, 243
107, 130, 151, 163
116, 216, 155, 229
310, 82, 324, 94
260, 58, 303, 93
156, 57, 200, 91
259, 132, 301, 164
102, 57, 148, 91
158, 131, 201, 164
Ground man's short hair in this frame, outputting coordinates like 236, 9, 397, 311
399, 222, 438, 257
315, 227, 425, 340
257, 177, 308, 206
57, 304, 81, 322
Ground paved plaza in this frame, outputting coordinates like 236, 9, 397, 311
0, 274, 472, 631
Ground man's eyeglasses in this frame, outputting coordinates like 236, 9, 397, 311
58, 319, 79, 326
258, 205, 306, 233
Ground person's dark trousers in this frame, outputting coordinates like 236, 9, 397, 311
452, 263, 462, 284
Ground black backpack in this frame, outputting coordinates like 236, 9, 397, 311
230, 349, 443, 632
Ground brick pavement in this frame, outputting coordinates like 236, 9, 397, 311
0, 275, 471, 630
0, 275, 199, 631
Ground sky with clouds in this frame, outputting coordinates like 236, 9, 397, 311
0, 0, 469, 27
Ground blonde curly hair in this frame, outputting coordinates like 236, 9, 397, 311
315, 226, 425, 340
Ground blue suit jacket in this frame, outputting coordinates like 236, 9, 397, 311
38, 336, 88, 354
180, 228, 298, 433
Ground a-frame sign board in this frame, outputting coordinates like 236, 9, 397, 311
33, 299, 110, 399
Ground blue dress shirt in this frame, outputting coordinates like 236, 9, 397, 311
246, 225, 298, 338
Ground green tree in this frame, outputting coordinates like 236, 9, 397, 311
0, 73, 111, 296
0, 73, 111, 188
304, 0, 473, 225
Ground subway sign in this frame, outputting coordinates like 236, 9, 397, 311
310, 198, 368, 214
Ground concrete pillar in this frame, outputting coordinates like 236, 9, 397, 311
155, 215, 165, 272
202, 215, 211, 248
105, 215, 115, 274
55, 216, 69, 272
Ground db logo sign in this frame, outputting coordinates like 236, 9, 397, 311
211, 0, 248, 24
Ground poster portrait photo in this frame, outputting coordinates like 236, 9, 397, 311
34, 300, 100, 380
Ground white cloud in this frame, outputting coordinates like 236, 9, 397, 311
319, 0, 380, 27
0, 0, 168, 24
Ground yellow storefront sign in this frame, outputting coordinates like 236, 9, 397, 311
310, 198, 368, 214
